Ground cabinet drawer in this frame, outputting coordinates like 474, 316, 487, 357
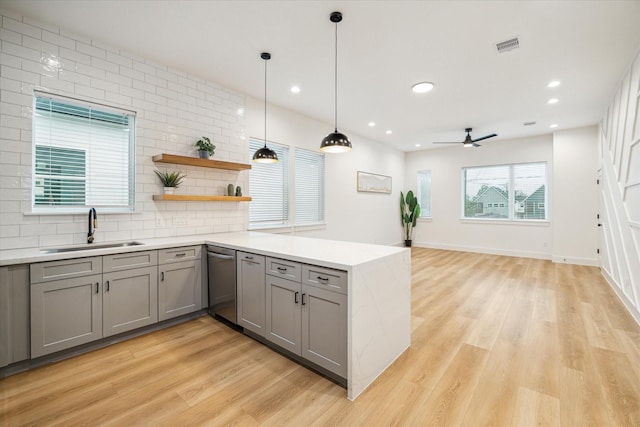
30, 257, 102, 284
103, 250, 158, 272
301, 265, 347, 294
266, 257, 302, 282
158, 246, 201, 263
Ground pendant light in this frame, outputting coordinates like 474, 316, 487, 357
320, 11, 352, 153
253, 52, 278, 163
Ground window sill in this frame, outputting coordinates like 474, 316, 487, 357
417, 217, 432, 223
248, 224, 293, 234
460, 218, 550, 226
294, 222, 327, 232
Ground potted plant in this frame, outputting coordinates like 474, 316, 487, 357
154, 170, 186, 194
195, 136, 215, 159
400, 190, 421, 247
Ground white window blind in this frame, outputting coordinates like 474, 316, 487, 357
417, 170, 432, 217
463, 162, 547, 220
33, 92, 136, 213
295, 148, 324, 225
249, 139, 289, 226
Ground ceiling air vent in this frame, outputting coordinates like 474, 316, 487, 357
496, 37, 520, 53
524, 121, 536, 126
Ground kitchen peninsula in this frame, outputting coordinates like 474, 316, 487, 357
0, 231, 411, 400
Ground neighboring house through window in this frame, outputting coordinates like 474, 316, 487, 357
32, 92, 136, 213
463, 162, 547, 220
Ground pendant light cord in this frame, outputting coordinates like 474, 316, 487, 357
334, 19, 338, 132
264, 57, 268, 148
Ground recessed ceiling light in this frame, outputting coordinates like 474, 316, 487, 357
415, 144, 421, 147
368, 121, 376, 127
290, 86, 301, 93
550, 124, 558, 128
547, 98, 559, 104
547, 80, 560, 88
411, 82, 434, 93
386, 130, 392, 134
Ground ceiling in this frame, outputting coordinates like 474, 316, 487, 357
3, 1, 640, 151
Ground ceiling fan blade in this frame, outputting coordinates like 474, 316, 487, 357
472, 142, 481, 147
471, 133, 497, 142
432, 141, 461, 144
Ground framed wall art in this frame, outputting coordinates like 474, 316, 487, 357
357, 171, 392, 194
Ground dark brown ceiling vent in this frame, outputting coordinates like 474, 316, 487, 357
496, 37, 520, 53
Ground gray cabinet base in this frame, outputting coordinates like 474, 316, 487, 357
0, 309, 206, 379
243, 328, 347, 388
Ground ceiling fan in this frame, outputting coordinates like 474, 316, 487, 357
433, 128, 497, 147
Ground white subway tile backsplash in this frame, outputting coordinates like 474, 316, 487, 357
1, 10, 249, 250
76, 41, 106, 59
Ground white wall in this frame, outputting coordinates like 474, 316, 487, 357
405, 135, 557, 259
245, 96, 405, 245
552, 126, 599, 265
599, 49, 640, 324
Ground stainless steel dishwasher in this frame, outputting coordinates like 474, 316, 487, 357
207, 245, 237, 324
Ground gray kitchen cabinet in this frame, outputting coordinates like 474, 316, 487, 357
237, 251, 266, 336
31, 273, 103, 358
265, 274, 302, 354
158, 246, 202, 321
103, 266, 158, 337
301, 284, 347, 378
0, 265, 30, 367
103, 251, 158, 336
264, 259, 347, 378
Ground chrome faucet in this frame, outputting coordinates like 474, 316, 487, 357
88, 208, 98, 243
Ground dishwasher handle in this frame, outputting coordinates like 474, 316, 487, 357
208, 252, 235, 260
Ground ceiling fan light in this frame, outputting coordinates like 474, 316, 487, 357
320, 131, 352, 153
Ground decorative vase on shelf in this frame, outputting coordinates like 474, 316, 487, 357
164, 187, 175, 195
198, 150, 210, 159
227, 184, 235, 196
235, 186, 242, 197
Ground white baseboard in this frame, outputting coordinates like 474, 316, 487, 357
411, 241, 551, 260
601, 267, 640, 327
551, 255, 598, 266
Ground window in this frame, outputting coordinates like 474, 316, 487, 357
249, 139, 289, 227
295, 148, 324, 225
463, 162, 547, 220
417, 170, 432, 217
33, 92, 136, 212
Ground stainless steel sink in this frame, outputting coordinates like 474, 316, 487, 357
40, 241, 145, 254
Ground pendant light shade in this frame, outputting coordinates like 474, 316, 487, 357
253, 52, 278, 164
320, 11, 352, 153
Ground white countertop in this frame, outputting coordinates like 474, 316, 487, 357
0, 231, 408, 269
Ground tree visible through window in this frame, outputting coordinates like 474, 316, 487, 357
463, 162, 547, 220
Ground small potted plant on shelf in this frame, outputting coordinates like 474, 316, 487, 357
195, 136, 215, 159
154, 170, 186, 194
400, 190, 421, 247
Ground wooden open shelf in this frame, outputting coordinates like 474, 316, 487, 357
152, 195, 251, 202
152, 153, 251, 171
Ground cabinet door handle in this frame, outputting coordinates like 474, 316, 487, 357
96, 282, 99, 294
161, 271, 164, 281
245, 256, 254, 260
294, 291, 299, 304
106, 280, 110, 292
277, 267, 287, 273
317, 276, 329, 282
301, 293, 306, 306
175, 253, 186, 258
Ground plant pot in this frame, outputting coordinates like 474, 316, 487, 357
404, 239, 412, 247
198, 150, 210, 159
163, 187, 175, 194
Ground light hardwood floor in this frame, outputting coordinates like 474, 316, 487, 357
2, 248, 640, 426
